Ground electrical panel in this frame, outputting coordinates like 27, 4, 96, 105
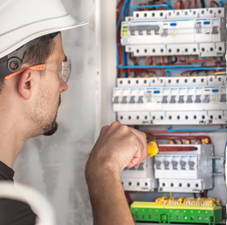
154, 144, 213, 192
114, 0, 227, 224
121, 157, 158, 191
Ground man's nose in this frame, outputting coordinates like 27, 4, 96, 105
59, 79, 68, 93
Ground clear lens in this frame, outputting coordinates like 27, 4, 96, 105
59, 59, 71, 83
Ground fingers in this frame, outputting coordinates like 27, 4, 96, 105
110, 123, 148, 166
99, 122, 148, 171
129, 127, 148, 164
127, 147, 141, 168
100, 125, 109, 135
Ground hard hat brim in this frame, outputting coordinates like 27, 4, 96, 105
0, 15, 88, 58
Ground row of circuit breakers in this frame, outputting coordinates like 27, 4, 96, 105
121, 8, 225, 57
113, 76, 227, 125
121, 144, 213, 193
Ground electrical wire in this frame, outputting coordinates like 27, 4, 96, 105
145, 56, 152, 66
190, 70, 207, 76
193, 0, 197, 8
117, 0, 124, 9
131, 3, 172, 14
160, 0, 167, 10
123, 0, 131, 77
177, 55, 191, 64
185, 0, 189, 8
117, 0, 126, 78
179, 70, 192, 77
200, 0, 205, 8
125, 192, 134, 204
144, 130, 215, 134
160, 56, 171, 65
177, 0, 184, 9
121, 68, 157, 77
132, 58, 139, 64
190, 58, 218, 66
145, 133, 212, 144
165, 67, 225, 77
167, 125, 227, 132
213, 71, 226, 75
210, 0, 219, 7
219, 0, 227, 7
171, 56, 177, 64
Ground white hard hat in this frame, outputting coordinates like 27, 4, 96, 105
0, 0, 88, 59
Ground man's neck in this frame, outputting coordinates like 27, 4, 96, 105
0, 109, 27, 168
0, 126, 25, 168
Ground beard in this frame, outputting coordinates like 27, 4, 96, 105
43, 95, 61, 136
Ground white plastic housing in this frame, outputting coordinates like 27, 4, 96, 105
154, 144, 213, 192
117, 110, 227, 125
121, 157, 158, 192
121, 8, 225, 57
113, 85, 227, 111
114, 77, 227, 125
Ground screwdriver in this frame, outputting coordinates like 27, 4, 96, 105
147, 141, 159, 157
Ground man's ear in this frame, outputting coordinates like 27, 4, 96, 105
18, 68, 33, 100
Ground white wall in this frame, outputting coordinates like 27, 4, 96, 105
14, 0, 102, 224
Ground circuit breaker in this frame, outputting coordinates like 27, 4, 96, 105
154, 144, 213, 192
121, 157, 158, 191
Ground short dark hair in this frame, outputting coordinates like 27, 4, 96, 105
0, 37, 55, 94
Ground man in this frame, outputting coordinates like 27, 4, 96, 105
0, 0, 147, 224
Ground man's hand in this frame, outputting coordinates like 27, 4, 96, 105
86, 121, 148, 176
85, 122, 147, 225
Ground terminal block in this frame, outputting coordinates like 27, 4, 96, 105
121, 157, 158, 192
117, 110, 227, 125
131, 197, 222, 224
121, 8, 225, 57
154, 144, 213, 193
117, 76, 226, 88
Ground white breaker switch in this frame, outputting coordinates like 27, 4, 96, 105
121, 8, 225, 57
121, 157, 158, 192
154, 144, 214, 193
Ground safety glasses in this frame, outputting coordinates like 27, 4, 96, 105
5, 59, 71, 83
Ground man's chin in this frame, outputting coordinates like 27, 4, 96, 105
43, 96, 60, 136
43, 121, 58, 136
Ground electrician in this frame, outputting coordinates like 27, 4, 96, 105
0, 0, 147, 224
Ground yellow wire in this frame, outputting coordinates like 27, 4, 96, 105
212, 71, 226, 76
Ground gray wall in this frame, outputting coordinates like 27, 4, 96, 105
14, 0, 103, 224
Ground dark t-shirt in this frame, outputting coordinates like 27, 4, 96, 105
0, 161, 36, 225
